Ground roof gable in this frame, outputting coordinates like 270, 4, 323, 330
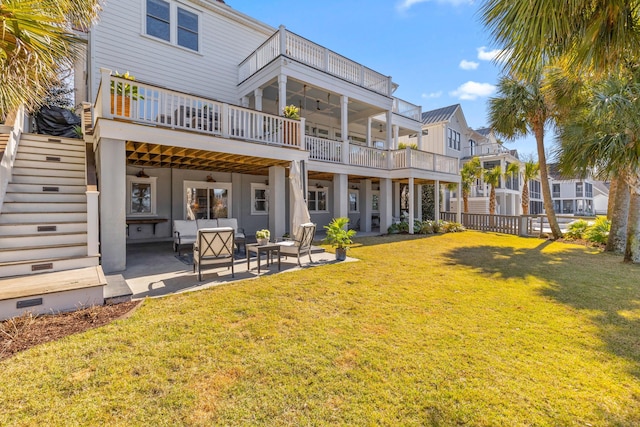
421, 104, 460, 125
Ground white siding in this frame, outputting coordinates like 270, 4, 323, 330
89, 0, 273, 104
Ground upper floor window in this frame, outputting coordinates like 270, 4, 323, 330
529, 180, 541, 199
308, 187, 328, 212
448, 128, 461, 151
552, 183, 561, 198
586, 182, 593, 198
146, 0, 199, 51
576, 182, 584, 197
469, 139, 476, 156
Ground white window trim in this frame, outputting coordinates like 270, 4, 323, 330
308, 187, 329, 213
183, 180, 232, 219
127, 176, 157, 217
143, 0, 201, 53
251, 183, 269, 215
348, 189, 359, 213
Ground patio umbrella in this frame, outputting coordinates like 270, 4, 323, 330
290, 160, 311, 240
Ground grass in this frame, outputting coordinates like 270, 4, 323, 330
2, 231, 640, 425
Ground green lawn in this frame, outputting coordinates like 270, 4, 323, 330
2, 231, 640, 426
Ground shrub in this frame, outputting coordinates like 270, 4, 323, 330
419, 221, 434, 234
566, 220, 589, 240
398, 142, 419, 150
442, 221, 465, 233
584, 216, 610, 244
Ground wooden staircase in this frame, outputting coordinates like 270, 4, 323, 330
0, 134, 104, 319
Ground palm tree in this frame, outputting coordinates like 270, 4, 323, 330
0, 0, 101, 119
488, 73, 563, 239
484, 166, 502, 215
520, 160, 539, 215
460, 157, 482, 213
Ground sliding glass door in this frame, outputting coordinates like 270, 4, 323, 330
184, 181, 232, 220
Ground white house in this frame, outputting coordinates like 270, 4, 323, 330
0, 0, 462, 316
547, 163, 597, 215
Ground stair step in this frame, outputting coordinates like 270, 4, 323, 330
0, 232, 87, 250
0, 243, 87, 263
0, 256, 99, 279
17, 145, 85, 158
10, 174, 85, 185
0, 222, 87, 236
16, 152, 85, 164
18, 134, 85, 149
2, 202, 86, 213
7, 183, 86, 194
3, 192, 86, 203
0, 212, 88, 224
12, 167, 85, 178
13, 159, 85, 171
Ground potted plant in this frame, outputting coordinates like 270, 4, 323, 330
282, 104, 300, 145
256, 229, 270, 246
110, 71, 142, 117
323, 217, 356, 261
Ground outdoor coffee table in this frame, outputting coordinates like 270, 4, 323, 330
246, 243, 281, 274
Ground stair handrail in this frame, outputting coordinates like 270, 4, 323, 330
0, 105, 25, 213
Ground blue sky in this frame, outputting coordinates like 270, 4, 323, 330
232, 0, 538, 158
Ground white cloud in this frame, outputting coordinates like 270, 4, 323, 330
477, 46, 509, 62
459, 59, 479, 70
449, 81, 496, 100
422, 91, 443, 99
397, 0, 473, 12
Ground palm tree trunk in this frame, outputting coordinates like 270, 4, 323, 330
607, 177, 618, 219
605, 175, 629, 254
521, 178, 530, 215
534, 124, 562, 239
463, 193, 469, 213
623, 171, 640, 263
489, 186, 496, 215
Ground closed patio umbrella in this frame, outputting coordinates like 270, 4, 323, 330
290, 160, 311, 239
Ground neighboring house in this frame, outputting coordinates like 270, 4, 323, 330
547, 164, 596, 215
592, 181, 610, 215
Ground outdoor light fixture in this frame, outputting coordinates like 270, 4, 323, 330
316, 99, 321, 110
136, 168, 149, 178
379, 123, 383, 133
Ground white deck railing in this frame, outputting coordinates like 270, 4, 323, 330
350, 145, 387, 169
393, 98, 421, 121
0, 105, 24, 213
305, 136, 342, 163
97, 69, 303, 148
239, 26, 392, 96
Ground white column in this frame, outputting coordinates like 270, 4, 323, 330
393, 125, 399, 150
341, 95, 349, 164
416, 184, 423, 221
86, 188, 100, 257
241, 96, 249, 108
333, 173, 349, 219
269, 166, 286, 240
278, 75, 287, 115
408, 177, 415, 234
380, 178, 393, 233
393, 181, 401, 219
386, 110, 393, 149
100, 68, 112, 119
254, 88, 263, 111
417, 129, 423, 151
434, 180, 440, 221
362, 179, 372, 232
366, 117, 372, 147
231, 173, 242, 219
97, 138, 126, 272
457, 181, 462, 223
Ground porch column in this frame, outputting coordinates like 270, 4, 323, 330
393, 125, 399, 150
380, 178, 393, 233
231, 173, 242, 219
269, 166, 286, 240
333, 173, 348, 219
416, 184, 423, 221
393, 181, 401, 220
362, 179, 372, 232
241, 96, 249, 108
417, 129, 423, 150
386, 110, 393, 149
457, 181, 462, 223
254, 88, 263, 112
511, 193, 517, 215
434, 180, 440, 221
278, 75, 287, 115
341, 95, 349, 164
97, 138, 126, 272
408, 177, 415, 234
366, 117, 372, 147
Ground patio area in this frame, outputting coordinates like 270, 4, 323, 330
118, 240, 353, 300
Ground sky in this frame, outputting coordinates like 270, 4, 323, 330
231, 0, 539, 158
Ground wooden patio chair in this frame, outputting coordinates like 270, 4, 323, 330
193, 227, 235, 281
276, 223, 316, 266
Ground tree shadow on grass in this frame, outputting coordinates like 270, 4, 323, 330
444, 240, 640, 379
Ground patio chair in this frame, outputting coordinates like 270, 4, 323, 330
173, 220, 198, 255
217, 218, 246, 254
193, 227, 235, 281
276, 223, 316, 266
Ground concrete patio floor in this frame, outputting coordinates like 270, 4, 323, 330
119, 241, 357, 300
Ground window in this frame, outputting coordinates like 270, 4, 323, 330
552, 183, 560, 198
145, 0, 199, 51
372, 191, 380, 213
348, 189, 359, 213
448, 128, 461, 150
469, 139, 476, 156
308, 187, 328, 212
529, 180, 541, 199
127, 176, 157, 216
184, 181, 232, 219
585, 182, 593, 198
251, 183, 269, 215
576, 182, 584, 197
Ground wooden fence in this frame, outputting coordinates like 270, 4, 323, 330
441, 212, 528, 236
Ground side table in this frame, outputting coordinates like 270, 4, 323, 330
246, 243, 281, 274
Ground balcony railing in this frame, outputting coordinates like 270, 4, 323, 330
392, 98, 421, 121
96, 69, 303, 148
239, 26, 392, 96
305, 136, 459, 175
